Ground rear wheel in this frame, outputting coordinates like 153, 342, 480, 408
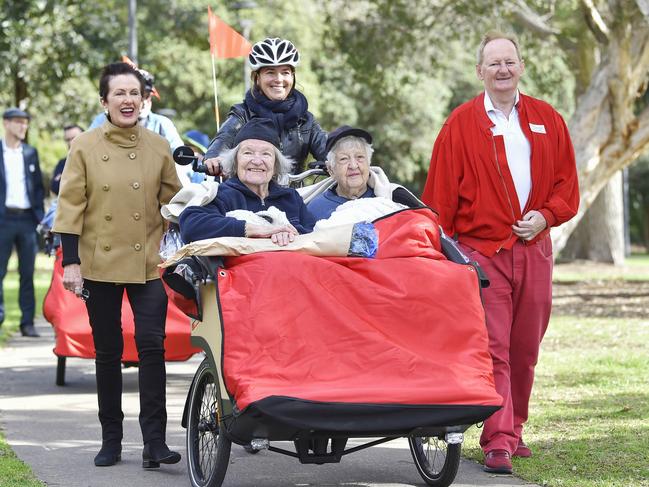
408, 435, 461, 487
187, 358, 231, 487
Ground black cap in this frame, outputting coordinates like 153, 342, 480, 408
234, 118, 280, 149
139, 69, 155, 90
3, 108, 30, 120
325, 125, 372, 154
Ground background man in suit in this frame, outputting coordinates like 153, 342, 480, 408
0, 108, 45, 337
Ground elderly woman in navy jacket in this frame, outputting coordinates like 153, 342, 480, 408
179, 118, 315, 246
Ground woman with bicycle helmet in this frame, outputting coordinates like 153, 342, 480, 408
203, 37, 327, 176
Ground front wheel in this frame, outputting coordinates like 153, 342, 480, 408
408, 436, 461, 487
187, 358, 231, 487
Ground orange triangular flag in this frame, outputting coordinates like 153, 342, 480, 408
121, 55, 137, 68
207, 6, 252, 59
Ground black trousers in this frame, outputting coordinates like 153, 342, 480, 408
83, 278, 168, 445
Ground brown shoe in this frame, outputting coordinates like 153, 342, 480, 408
483, 449, 513, 474
514, 439, 532, 458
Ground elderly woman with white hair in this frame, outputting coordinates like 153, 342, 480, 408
179, 118, 316, 247
307, 126, 421, 221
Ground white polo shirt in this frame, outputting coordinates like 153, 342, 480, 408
484, 91, 531, 213
2, 140, 31, 209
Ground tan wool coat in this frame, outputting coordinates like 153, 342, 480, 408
53, 121, 182, 283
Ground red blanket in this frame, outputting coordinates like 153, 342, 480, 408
218, 208, 501, 414
43, 248, 199, 362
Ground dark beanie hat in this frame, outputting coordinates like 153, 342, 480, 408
325, 125, 372, 153
234, 118, 280, 149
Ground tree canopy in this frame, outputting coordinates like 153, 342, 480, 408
2, 0, 649, 250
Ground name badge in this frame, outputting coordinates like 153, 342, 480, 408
529, 123, 546, 134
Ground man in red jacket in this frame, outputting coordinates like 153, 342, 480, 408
421, 31, 579, 474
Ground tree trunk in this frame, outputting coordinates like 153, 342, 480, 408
13, 69, 28, 108
552, 4, 649, 254
561, 171, 625, 264
643, 206, 649, 250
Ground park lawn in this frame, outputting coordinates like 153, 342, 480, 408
462, 314, 649, 487
554, 252, 649, 282
0, 263, 52, 346
0, 255, 52, 486
0, 254, 53, 346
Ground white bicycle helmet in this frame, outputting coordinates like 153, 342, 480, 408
248, 37, 300, 71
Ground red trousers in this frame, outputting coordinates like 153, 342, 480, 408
459, 236, 553, 454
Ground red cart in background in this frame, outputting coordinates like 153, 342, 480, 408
43, 247, 200, 385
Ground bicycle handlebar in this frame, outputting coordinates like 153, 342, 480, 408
173, 145, 208, 173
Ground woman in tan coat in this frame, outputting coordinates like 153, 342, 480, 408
53, 62, 182, 468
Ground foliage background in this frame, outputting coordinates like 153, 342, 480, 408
0, 0, 646, 246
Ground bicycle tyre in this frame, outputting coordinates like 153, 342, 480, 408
408, 435, 461, 487
187, 358, 231, 487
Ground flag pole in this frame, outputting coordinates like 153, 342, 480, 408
207, 4, 251, 131
211, 53, 220, 131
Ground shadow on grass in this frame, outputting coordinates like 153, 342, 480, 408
544, 361, 648, 387
463, 389, 649, 487
537, 389, 649, 422
525, 391, 648, 487
465, 427, 648, 487
514, 432, 649, 487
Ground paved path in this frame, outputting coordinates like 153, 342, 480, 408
0, 319, 539, 486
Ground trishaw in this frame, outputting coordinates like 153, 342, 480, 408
162, 161, 501, 487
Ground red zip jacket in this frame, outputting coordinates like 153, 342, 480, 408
421, 92, 579, 257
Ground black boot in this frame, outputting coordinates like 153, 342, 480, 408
20, 323, 40, 337
94, 355, 123, 467
142, 440, 181, 469
94, 441, 121, 467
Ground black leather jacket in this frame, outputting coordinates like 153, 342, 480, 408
204, 102, 328, 174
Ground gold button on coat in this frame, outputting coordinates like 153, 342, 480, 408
51, 125, 183, 284
132, 182, 140, 189
102, 154, 109, 161
104, 214, 112, 221
133, 212, 141, 220
130, 134, 137, 141
134, 243, 142, 251
102, 184, 110, 191
103, 244, 111, 251
129, 152, 136, 160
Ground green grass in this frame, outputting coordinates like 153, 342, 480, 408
626, 253, 649, 266
0, 435, 44, 487
553, 253, 649, 282
0, 254, 52, 485
0, 254, 53, 346
462, 315, 649, 487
